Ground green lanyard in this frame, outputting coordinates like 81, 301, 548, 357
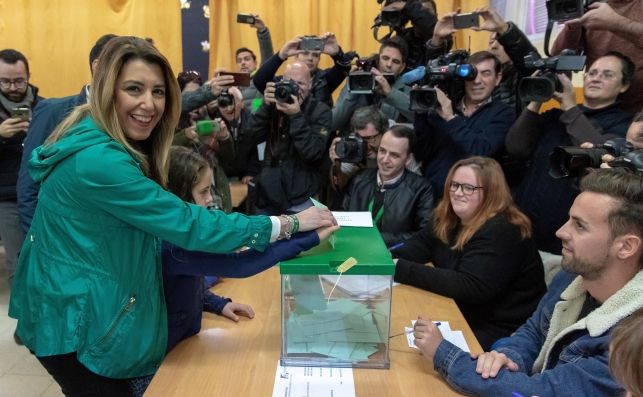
368, 198, 385, 227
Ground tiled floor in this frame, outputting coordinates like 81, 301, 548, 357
0, 245, 63, 397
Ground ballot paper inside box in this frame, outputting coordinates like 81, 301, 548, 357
279, 227, 394, 369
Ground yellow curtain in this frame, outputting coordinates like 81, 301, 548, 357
0, 0, 182, 98
208, 0, 490, 77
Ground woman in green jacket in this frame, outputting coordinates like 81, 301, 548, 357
8, 36, 335, 397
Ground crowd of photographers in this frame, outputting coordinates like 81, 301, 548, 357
179, 0, 642, 256
1, 0, 642, 395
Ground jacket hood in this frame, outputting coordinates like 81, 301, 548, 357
28, 116, 112, 183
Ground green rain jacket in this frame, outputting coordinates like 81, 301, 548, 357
9, 116, 271, 378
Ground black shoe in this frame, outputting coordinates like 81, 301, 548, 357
13, 331, 23, 346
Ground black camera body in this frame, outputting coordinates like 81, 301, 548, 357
519, 51, 586, 102
335, 134, 368, 164
549, 138, 643, 178
274, 80, 299, 104
348, 57, 394, 94
379, 8, 404, 28
409, 50, 477, 112
217, 89, 234, 108
546, 0, 604, 22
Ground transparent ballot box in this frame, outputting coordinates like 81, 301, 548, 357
280, 227, 394, 369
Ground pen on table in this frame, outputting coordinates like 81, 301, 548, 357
388, 242, 405, 251
389, 322, 441, 338
511, 392, 525, 397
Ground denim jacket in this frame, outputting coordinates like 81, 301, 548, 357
432, 269, 643, 397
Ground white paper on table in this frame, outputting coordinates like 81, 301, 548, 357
405, 320, 470, 352
272, 360, 356, 397
331, 211, 374, 227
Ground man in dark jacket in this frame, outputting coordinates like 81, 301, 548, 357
246, 62, 332, 215
211, 87, 260, 184
413, 51, 515, 198
506, 52, 634, 254
342, 126, 433, 246
0, 48, 42, 281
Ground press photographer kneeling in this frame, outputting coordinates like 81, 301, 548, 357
327, 106, 388, 202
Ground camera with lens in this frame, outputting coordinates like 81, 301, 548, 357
549, 138, 643, 178
373, 0, 411, 29
217, 89, 234, 108
335, 134, 368, 164
518, 50, 586, 102
546, 0, 604, 22
274, 79, 299, 104
348, 56, 395, 94
409, 50, 477, 112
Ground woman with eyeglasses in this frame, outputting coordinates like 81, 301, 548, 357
392, 156, 546, 350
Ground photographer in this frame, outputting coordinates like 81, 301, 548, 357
551, 0, 643, 113
332, 36, 414, 134
252, 33, 352, 107
245, 62, 332, 215
341, 126, 433, 246
209, 87, 261, 185
0, 48, 42, 282
376, 0, 441, 69
413, 51, 515, 199
506, 52, 633, 254
235, 14, 275, 108
328, 106, 388, 202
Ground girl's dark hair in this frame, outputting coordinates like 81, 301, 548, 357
167, 146, 210, 203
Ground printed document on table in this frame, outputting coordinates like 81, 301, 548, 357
272, 361, 356, 397
331, 211, 374, 227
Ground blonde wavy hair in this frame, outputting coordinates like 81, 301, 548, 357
434, 156, 532, 250
45, 36, 181, 186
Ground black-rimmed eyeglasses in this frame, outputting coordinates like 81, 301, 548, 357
0, 79, 27, 90
449, 181, 483, 195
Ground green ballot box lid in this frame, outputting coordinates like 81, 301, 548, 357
280, 227, 394, 275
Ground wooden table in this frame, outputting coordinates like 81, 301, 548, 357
145, 267, 482, 396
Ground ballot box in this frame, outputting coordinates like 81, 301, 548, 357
280, 227, 395, 369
